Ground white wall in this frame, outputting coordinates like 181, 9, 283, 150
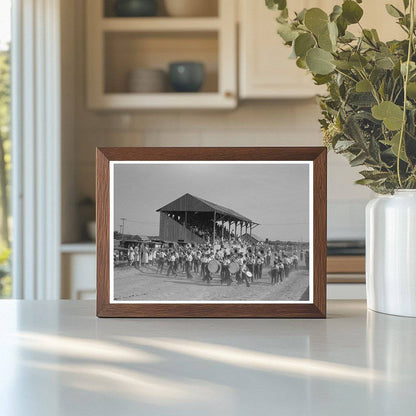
60, 0, 371, 299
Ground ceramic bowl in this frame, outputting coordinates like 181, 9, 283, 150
114, 0, 158, 17
168, 62, 205, 93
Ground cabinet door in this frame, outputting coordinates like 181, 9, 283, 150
238, 0, 403, 99
239, 0, 320, 99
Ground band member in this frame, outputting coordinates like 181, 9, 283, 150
235, 253, 245, 284
166, 251, 177, 276
185, 251, 193, 279
246, 252, 254, 283
278, 258, 285, 282
271, 260, 279, 285
128, 246, 135, 266
240, 261, 251, 288
142, 247, 149, 266
283, 255, 290, 278
221, 255, 232, 286
157, 250, 166, 273
173, 251, 180, 274
134, 245, 140, 268
201, 252, 210, 283
293, 253, 299, 270
256, 254, 264, 279
193, 249, 201, 273
266, 248, 272, 266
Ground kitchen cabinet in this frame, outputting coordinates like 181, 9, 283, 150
86, 0, 237, 109
238, 0, 404, 99
239, 0, 323, 99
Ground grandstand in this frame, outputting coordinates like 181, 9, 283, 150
157, 193, 258, 244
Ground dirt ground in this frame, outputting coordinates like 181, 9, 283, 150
114, 262, 310, 302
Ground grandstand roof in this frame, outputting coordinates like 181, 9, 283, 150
157, 193, 256, 224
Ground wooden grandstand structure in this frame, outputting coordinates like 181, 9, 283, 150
157, 193, 258, 244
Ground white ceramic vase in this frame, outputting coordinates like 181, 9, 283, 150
366, 190, 416, 317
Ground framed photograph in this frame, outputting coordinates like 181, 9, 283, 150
96, 147, 327, 318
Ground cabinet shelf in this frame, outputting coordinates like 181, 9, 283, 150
89, 92, 235, 110
101, 17, 221, 32
86, 0, 237, 110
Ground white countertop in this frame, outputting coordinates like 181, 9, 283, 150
0, 300, 415, 415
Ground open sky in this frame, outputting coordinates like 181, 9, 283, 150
113, 162, 310, 242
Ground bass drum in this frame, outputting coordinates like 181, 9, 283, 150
229, 262, 239, 274
208, 259, 220, 274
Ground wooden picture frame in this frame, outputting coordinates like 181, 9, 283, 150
96, 147, 327, 318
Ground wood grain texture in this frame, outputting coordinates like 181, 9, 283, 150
96, 147, 327, 318
327, 256, 365, 274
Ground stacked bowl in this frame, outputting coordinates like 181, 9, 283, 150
127, 68, 167, 93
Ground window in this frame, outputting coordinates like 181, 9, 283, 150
0, 0, 11, 298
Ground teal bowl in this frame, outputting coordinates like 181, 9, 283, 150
114, 0, 158, 17
169, 62, 205, 93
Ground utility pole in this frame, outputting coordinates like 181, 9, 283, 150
120, 218, 127, 237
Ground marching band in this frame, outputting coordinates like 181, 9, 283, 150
120, 240, 304, 287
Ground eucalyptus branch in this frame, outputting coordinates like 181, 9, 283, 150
358, 69, 381, 104
334, 68, 358, 83
397, 0, 415, 188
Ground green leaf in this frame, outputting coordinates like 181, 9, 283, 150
294, 33, 315, 57
318, 31, 334, 52
350, 152, 368, 167
375, 56, 395, 70
356, 79, 372, 93
359, 170, 391, 180
304, 8, 329, 35
407, 82, 416, 99
266, 0, 287, 11
296, 57, 307, 69
401, 61, 416, 77
342, 0, 364, 24
313, 74, 332, 85
371, 29, 380, 42
350, 53, 368, 69
336, 15, 348, 36
306, 48, 335, 75
330, 5, 343, 22
385, 4, 403, 18
342, 31, 356, 42
356, 178, 377, 185
362, 29, 375, 44
277, 23, 299, 42
295, 8, 307, 22
334, 139, 355, 152
382, 132, 409, 162
349, 92, 376, 107
333, 59, 353, 70
403, 0, 410, 9
372, 101, 404, 130
369, 136, 381, 162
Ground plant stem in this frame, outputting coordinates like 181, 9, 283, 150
334, 68, 357, 83
397, 0, 415, 188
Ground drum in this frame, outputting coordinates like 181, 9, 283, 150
208, 259, 220, 274
245, 271, 253, 278
229, 262, 239, 274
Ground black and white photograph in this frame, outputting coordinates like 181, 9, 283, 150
110, 161, 313, 303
